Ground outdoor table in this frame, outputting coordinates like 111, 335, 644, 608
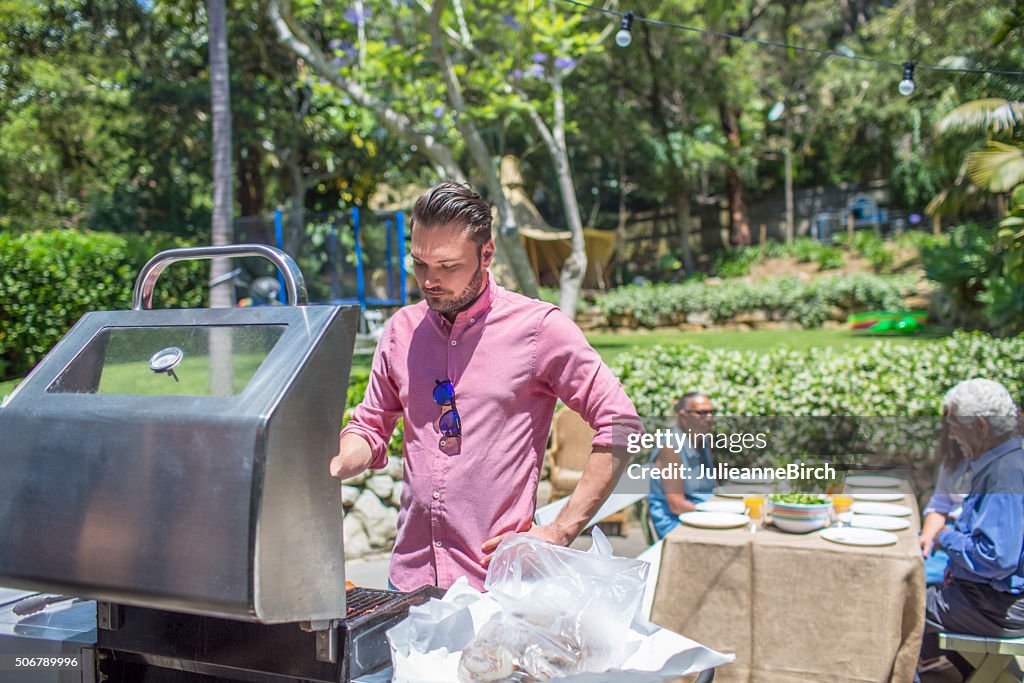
649, 487, 926, 682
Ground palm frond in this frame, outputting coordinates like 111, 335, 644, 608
966, 141, 1024, 193
936, 99, 1024, 136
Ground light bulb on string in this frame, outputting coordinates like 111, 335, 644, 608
898, 62, 915, 96
615, 12, 634, 48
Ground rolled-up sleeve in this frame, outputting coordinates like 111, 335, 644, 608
939, 493, 1024, 580
533, 309, 644, 448
340, 320, 402, 470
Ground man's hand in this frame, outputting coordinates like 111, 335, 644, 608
480, 523, 573, 567
919, 533, 935, 558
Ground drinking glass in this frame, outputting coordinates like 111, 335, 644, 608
744, 494, 765, 533
831, 494, 854, 527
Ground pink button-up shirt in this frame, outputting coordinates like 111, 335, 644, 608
340, 273, 642, 591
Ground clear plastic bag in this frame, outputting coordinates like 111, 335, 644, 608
457, 528, 648, 681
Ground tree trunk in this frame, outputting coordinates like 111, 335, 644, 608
527, 68, 586, 319
719, 104, 751, 247
784, 112, 794, 243
208, 0, 233, 395
236, 144, 265, 218
286, 154, 306, 257
674, 192, 695, 274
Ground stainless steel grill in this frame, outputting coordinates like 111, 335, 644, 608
0, 245, 431, 682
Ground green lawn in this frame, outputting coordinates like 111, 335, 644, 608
585, 326, 948, 366
0, 327, 948, 401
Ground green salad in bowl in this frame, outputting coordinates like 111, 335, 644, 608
769, 493, 830, 506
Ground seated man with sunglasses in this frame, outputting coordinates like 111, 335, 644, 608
647, 392, 717, 538
332, 182, 643, 592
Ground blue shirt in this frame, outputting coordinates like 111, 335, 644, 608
648, 438, 716, 538
938, 436, 1024, 594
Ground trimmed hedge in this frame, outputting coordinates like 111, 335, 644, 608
596, 273, 918, 329
614, 330, 1024, 418
0, 229, 204, 379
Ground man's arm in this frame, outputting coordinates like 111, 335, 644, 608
938, 493, 1024, 579
330, 433, 375, 480
482, 309, 643, 562
334, 321, 402, 479
656, 446, 697, 515
919, 511, 948, 558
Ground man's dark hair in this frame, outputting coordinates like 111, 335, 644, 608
412, 182, 493, 247
674, 392, 707, 413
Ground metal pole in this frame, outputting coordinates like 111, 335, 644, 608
397, 211, 407, 305
274, 209, 287, 303
353, 207, 366, 311
385, 217, 395, 301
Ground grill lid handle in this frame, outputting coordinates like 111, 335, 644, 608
132, 244, 308, 309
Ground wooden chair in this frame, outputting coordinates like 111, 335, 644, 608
938, 633, 1024, 682
545, 408, 628, 535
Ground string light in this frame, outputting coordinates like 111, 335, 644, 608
615, 11, 634, 48
898, 62, 916, 96
561, 0, 1024, 80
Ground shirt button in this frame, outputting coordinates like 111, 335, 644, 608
451, 340, 457, 346
435, 540, 443, 548
470, 318, 476, 324
432, 491, 440, 500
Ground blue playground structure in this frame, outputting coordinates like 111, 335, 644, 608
270, 206, 408, 310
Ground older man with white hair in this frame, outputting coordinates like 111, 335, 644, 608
918, 378, 1024, 679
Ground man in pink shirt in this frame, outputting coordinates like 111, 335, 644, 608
332, 182, 643, 591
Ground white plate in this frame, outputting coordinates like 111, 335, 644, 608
851, 492, 905, 502
696, 500, 746, 514
839, 513, 911, 531
714, 484, 773, 498
821, 527, 898, 546
850, 502, 913, 517
845, 475, 901, 488
679, 511, 750, 529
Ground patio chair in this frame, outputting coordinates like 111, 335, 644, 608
545, 407, 628, 535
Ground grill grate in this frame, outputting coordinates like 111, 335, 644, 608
344, 587, 401, 619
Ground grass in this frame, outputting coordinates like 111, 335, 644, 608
0, 327, 949, 401
585, 326, 949, 366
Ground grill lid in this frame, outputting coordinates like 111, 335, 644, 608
0, 245, 360, 624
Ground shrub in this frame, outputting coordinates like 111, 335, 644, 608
595, 274, 916, 329
815, 246, 846, 271
0, 229, 203, 379
614, 330, 1024, 418
922, 223, 1006, 331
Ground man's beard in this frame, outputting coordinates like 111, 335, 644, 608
424, 265, 485, 314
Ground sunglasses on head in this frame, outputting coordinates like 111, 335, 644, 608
433, 379, 462, 445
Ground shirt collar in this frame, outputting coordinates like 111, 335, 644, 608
969, 435, 1023, 475
428, 270, 498, 330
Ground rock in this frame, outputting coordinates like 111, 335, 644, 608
734, 309, 769, 324
535, 480, 553, 509
677, 323, 705, 332
366, 474, 394, 500
718, 322, 752, 332
826, 306, 847, 322
343, 514, 372, 558
353, 490, 399, 548
822, 320, 844, 329
342, 470, 370, 487
390, 481, 403, 507
386, 456, 404, 481
686, 311, 712, 326
341, 485, 360, 507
